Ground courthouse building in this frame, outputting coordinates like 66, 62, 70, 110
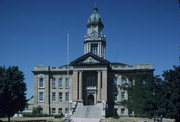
32, 6, 153, 117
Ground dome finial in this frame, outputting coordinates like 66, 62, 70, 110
92, 3, 98, 13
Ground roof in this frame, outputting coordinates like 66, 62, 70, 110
111, 62, 130, 66
87, 5, 104, 28
70, 52, 110, 66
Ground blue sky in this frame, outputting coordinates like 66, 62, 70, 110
0, 0, 180, 98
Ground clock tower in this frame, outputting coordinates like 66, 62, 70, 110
84, 5, 106, 59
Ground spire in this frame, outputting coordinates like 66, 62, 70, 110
92, 4, 98, 13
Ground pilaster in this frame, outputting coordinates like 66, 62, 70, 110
97, 71, 101, 102
72, 70, 78, 101
102, 70, 107, 101
78, 71, 83, 101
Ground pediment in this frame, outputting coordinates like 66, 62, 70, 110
70, 53, 110, 66
82, 56, 100, 64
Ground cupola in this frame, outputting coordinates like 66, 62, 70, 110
87, 5, 104, 28
84, 5, 106, 59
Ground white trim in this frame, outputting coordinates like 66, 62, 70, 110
52, 108, 56, 114
59, 92, 63, 102
52, 92, 56, 102
121, 108, 125, 115
38, 74, 45, 88
38, 90, 44, 103
58, 78, 63, 88
65, 78, 70, 88
51, 78, 56, 89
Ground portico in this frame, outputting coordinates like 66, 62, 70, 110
70, 53, 109, 105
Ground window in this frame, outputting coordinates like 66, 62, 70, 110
121, 92, 125, 100
58, 108, 62, 114
59, 78, 63, 88
92, 47, 97, 55
114, 78, 117, 88
52, 108, 56, 114
91, 43, 98, 55
65, 92, 69, 102
128, 80, 133, 86
87, 76, 95, 86
121, 108, 125, 115
121, 78, 126, 86
52, 92, 56, 102
65, 78, 70, 88
65, 108, 68, 113
40, 108, 43, 114
52, 78, 56, 89
38, 91, 44, 102
114, 94, 117, 101
39, 77, 44, 88
142, 80, 146, 85
59, 92, 62, 101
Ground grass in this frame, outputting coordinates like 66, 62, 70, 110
0, 117, 64, 122
100, 117, 175, 122
0, 116, 175, 122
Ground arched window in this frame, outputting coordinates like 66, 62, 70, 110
91, 43, 98, 55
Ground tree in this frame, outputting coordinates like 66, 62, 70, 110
145, 66, 180, 122
119, 66, 180, 121
0, 66, 27, 122
162, 66, 180, 122
119, 71, 154, 117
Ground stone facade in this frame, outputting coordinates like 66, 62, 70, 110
32, 6, 153, 117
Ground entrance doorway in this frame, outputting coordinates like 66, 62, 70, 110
87, 94, 94, 105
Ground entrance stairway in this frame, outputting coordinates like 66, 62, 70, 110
72, 103, 104, 122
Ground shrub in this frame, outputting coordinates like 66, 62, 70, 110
54, 113, 64, 118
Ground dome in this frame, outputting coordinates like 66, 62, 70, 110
87, 6, 104, 28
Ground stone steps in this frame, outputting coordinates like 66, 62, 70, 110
72, 103, 103, 120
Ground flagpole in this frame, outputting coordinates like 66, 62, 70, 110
66, 32, 71, 122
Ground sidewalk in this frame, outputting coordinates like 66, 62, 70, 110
72, 118, 100, 122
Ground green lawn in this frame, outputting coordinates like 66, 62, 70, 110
101, 117, 175, 122
0, 117, 64, 122
0, 116, 175, 122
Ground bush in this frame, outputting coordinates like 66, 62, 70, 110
23, 113, 53, 117
54, 113, 64, 118
112, 108, 119, 119
23, 106, 54, 117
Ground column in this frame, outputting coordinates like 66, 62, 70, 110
101, 46, 104, 58
102, 70, 107, 100
87, 44, 89, 53
104, 47, 106, 59
117, 76, 121, 101
97, 71, 101, 101
89, 44, 91, 53
72, 71, 78, 101
79, 71, 82, 101
84, 45, 86, 54
97, 43, 100, 56
100, 44, 102, 57
86, 44, 88, 53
